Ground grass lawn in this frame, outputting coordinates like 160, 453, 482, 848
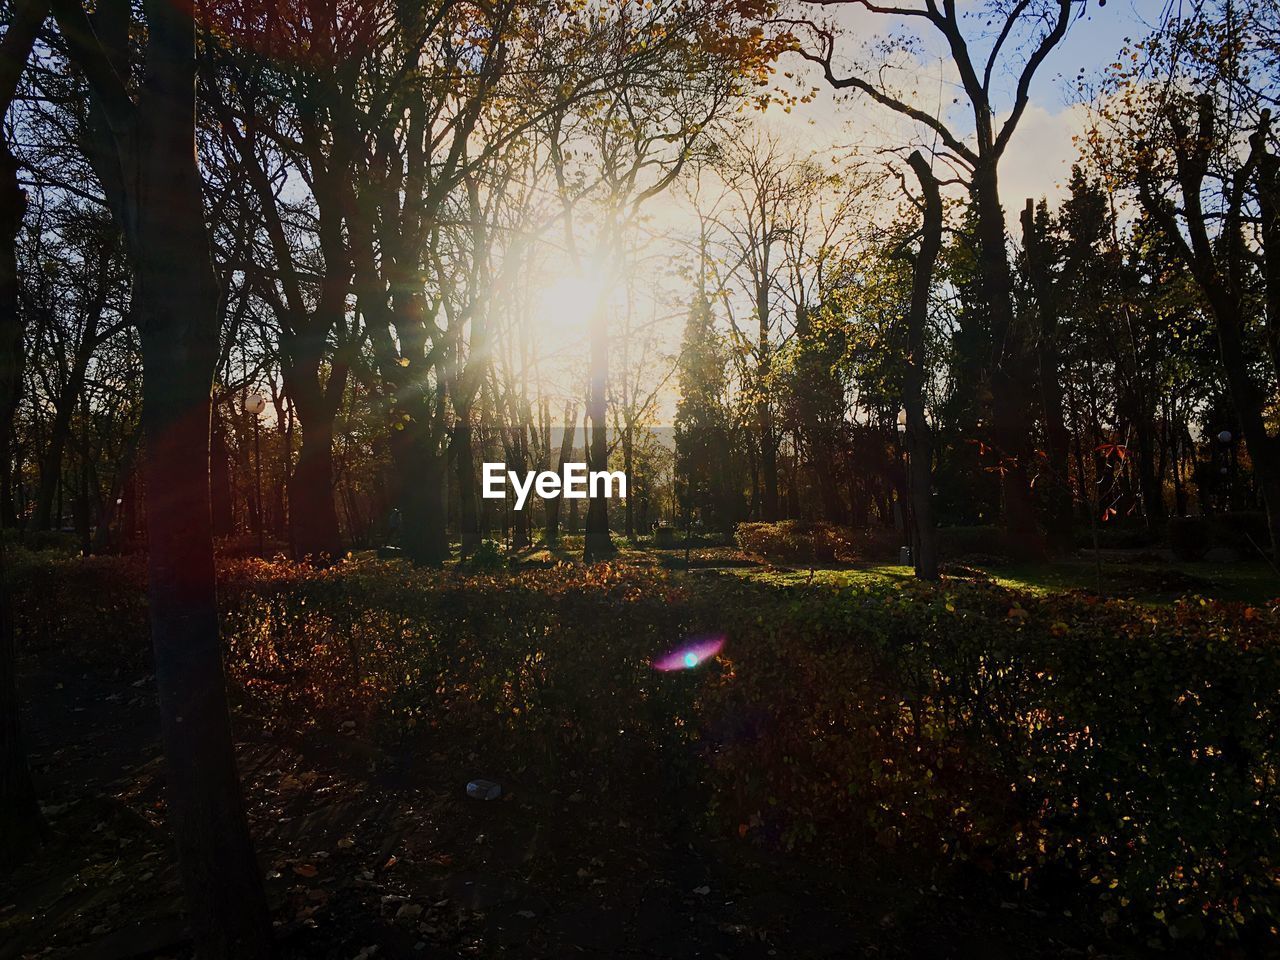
722, 555, 1280, 605
428, 533, 1280, 605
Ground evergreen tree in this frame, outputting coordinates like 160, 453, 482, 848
674, 287, 735, 531
935, 208, 1001, 525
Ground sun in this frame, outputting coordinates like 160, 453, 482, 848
532, 272, 607, 347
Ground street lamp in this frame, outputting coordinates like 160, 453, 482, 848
244, 392, 266, 556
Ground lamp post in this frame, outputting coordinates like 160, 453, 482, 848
244, 392, 266, 556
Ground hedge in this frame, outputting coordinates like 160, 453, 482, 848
10, 551, 1280, 947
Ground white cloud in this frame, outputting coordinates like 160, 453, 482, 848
996, 101, 1091, 229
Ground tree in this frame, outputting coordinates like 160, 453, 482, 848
773, 153, 865, 525
202, 1, 375, 562
1091, 0, 1280, 552
712, 133, 805, 521
539, 3, 772, 559
1019, 194, 1074, 551
543, 401, 578, 548
0, 0, 52, 873
675, 281, 734, 531
789, 0, 1080, 558
903, 150, 943, 578
26, 213, 128, 532
48, 0, 273, 953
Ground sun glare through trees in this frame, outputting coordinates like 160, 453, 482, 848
3, 0, 1280, 957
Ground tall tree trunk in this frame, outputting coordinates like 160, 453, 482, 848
453, 417, 479, 557
0, 144, 42, 869
0, 0, 49, 864
506, 428, 531, 550
973, 163, 1045, 558
904, 152, 943, 580
1021, 199, 1075, 553
51, 0, 275, 951
138, 298, 272, 958
73, 394, 91, 555
391, 429, 449, 565
1251, 119, 1280, 552
1134, 414, 1164, 527
584, 296, 613, 561
288, 412, 342, 561
0, 144, 21, 531
282, 334, 346, 562
277, 397, 293, 540
544, 404, 576, 550
133, 101, 274, 960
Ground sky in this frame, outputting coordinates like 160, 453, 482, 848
530, 0, 1175, 426
764, 0, 1172, 213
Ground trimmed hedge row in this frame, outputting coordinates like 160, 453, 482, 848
735, 520, 901, 563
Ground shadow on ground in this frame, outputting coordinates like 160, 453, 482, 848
5, 663, 1130, 959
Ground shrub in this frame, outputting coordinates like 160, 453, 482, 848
215, 534, 290, 559
14, 529, 81, 555
735, 520, 855, 563
13, 553, 1280, 947
843, 525, 903, 562
1168, 516, 1211, 560
466, 538, 507, 571
9, 549, 150, 673
1075, 523, 1163, 550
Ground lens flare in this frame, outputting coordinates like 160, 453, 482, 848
653, 635, 725, 672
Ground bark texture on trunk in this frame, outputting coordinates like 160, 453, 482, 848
0, 0, 53, 871
140, 316, 272, 958
51, 0, 275, 952
133, 82, 274, 960
0, 530, 44, 870
391, 428, 450, 566
583, 296, 613, 561
0, 145, 22, 531
544, 404, 576, 549
904, 152, 942, 580
972, 162, 1045, 559
288, 413, 342, 561
453, 419, 480, 557
284, 343, 345, 561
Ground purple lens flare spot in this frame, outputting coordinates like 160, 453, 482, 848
653, 635, 725, 672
